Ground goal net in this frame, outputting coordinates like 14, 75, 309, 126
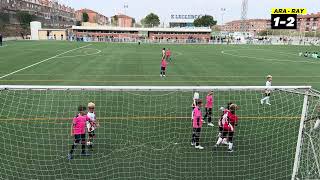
0, 85, 319, 180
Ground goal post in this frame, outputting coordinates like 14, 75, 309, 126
0, 85, 319, 179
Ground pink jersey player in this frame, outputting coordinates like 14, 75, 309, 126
160, 59, 167, 77
191, 99, 204, 150
73, 114, 90, 135
166, 49, 172, 61
68, 105, 90, 160
204, 91, 214, 126
192, 106, 203, 128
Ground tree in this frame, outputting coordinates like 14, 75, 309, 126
82, 12, 89, 22
193, 15, 217, 27
140, 18, 146, 27
0, 12, 10, 26
16, 11, 36, 30
143, 13, 160, 27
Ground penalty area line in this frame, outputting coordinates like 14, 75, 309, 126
0, 44, 92, 79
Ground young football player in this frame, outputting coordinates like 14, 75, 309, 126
191, 99, 204, 150
162, 48, 166, 59
67, 105, 91, 160
160, 59, 167, 77
0, 34, 2, 46
214, 104, 239, 152
312, 106, 320, 130
218, 102, 233, 141
166, 48, 172, 61
191, 92, 200, 120
260, 75, 272, 105
204, 91, 214, 127
86, 102, 99, 150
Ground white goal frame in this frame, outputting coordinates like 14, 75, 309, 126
0, 85, 314, 179
0, 85, 312, 91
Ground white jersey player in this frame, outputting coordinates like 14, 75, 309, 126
191, 92, 205, 123
260, 75, 272, 105
86, 102, 99, 148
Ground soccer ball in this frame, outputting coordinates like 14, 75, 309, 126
220, 107, 225, 112
221, 51, 224, 54
86, 141, 92, 146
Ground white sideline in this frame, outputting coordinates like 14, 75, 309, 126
0, 44, 92, 79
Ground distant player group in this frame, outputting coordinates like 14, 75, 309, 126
299, 51, 320, 59
191, 91, 239, 152
191, 75, 273, 152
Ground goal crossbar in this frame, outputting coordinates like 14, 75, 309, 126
0, 85, 312, 91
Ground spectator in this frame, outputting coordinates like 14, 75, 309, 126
0, 33, 2, 46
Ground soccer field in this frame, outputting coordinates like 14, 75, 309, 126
0, 41, 319, 180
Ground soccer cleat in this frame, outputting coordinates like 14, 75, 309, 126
208, 123, 214, 127
191, 142, 195, 146
202, 120, 206, 124
266, 103, 271, 106
260, 99, 264, 105
163, 75, 166, 77
227, 149, 234, 153
195, 145, 204, 150
67, 153, 73, 160
213, 144, 218, 148
160, 74, 162, 77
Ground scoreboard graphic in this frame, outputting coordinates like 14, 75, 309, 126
271, 8, 307, 29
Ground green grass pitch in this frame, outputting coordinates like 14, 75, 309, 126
0, 41, 319, 179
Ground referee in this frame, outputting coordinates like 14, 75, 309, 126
0, 33, 3, 46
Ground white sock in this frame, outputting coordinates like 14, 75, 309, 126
228, 142, 233, 150
261, 97, 267, 101
266, 97, 270, 104
216, 137, 223, 145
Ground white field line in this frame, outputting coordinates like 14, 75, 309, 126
222, 49, 320, 64
55, 48, 101, 58
0, 44, 92, 79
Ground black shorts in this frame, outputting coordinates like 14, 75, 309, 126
88, 130, 96, 138
219, 126, 223, 132
193, 128, 201, 135
74, 134, 86, 143
161, 67, 166, 71
228, 131, 234, 142
221, 130, 229, 139
265, 93, 271, 96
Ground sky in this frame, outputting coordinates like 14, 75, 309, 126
58, 0, 320, 25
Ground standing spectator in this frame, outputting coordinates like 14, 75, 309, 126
0, 34, 3, 46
